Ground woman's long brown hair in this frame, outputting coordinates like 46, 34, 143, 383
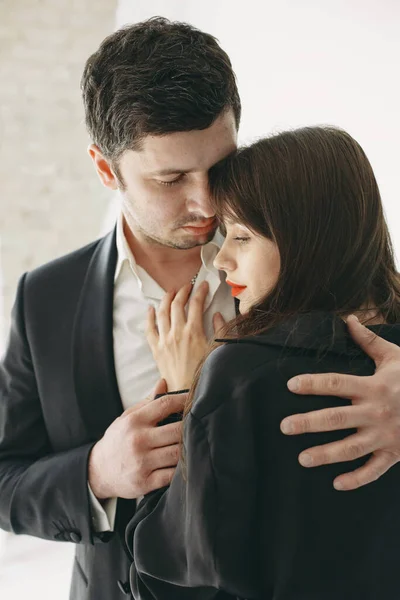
184, 126, 400, 418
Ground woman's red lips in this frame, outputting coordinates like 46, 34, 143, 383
226, 279, 247, 298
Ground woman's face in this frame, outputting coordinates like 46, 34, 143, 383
214, 219, 280, 314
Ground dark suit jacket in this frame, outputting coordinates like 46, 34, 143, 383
0, 229, 138, 599
127, 313, 400, 600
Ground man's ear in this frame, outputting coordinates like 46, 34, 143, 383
88, 144, 119, 190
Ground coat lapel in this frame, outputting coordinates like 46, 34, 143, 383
72, 227, 123, 441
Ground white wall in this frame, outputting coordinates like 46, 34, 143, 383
117, 0, 400, 259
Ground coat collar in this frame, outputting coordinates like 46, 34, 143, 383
218, 311, 400, 356
72, 228, 123, 441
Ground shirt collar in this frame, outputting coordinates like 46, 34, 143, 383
114, 212, 224, 283
114, 212, 137, 281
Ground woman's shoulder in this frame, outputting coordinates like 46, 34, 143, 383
204, 340, 280, 380
191, 340, 282, 419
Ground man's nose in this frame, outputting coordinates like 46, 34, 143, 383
187, 182, 215, 219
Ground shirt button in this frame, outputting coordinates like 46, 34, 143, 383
69, 531, 82, 543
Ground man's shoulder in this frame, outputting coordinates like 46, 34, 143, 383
25, 231, 111, 288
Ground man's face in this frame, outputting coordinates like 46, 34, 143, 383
91, 110, 237, 250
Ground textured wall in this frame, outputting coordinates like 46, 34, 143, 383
0, 0, 116, 333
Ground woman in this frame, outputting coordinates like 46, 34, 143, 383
127, 127, 400, 599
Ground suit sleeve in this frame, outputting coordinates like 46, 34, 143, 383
128, 345, 260, 600
0, 274, 104, 545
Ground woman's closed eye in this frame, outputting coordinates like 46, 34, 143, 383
234, 236, 250, 244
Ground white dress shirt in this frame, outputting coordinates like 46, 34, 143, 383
89, 214, 235, 531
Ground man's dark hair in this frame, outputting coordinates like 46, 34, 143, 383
81, 16, 241, 162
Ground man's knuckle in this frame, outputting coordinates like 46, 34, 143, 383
157, 470, 173, 488
327, 410, 346, 428
368, 467, 381, 483
158, 306, 168, 318
327, 374, 341, 393
374, 403, 393, 422
159, 395, 170, 413
299, 417, 311, 433
131, 430, 146, 453
375, 380, 390, 398
345, 442, 363, 460
127, 411, 139, 428
168, 445, 180, 463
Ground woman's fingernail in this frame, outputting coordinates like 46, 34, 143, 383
299, 453, 313, 467
287, 377, 300, 392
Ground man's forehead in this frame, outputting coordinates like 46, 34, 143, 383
136, 111, 238, 173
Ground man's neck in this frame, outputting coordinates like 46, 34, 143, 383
123, 220, 203, 292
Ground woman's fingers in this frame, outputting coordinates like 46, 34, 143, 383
146, 305, 159, 349
156, 290, 175, 338
170, 283, 192, 330
187, 281, 209, 328
213, 312, 226, 336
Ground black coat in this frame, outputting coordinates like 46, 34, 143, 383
127, 313, 400, 600
0, 230, 139, 599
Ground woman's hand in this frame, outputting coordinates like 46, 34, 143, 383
146, 281, 225, 391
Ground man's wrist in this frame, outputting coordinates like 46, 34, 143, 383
88, 442, 111, 500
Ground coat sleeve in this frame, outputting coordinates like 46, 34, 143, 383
0, 274, 99, 545
128, 345, 261, 600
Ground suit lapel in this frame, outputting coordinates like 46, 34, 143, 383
72, 227, 123, 441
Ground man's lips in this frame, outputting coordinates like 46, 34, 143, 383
182, 219, 217, 235
226, 279, 247, 298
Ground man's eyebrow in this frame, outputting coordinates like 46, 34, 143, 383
148, 168, 194, 176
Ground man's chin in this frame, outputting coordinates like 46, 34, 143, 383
171, 229, 217, 249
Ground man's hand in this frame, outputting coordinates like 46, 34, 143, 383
88, 380, 186, 500
280, 315, 400, 491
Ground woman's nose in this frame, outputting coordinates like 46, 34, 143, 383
214, 246, 234, 272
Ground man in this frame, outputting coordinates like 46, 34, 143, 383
1, 17, 400, 600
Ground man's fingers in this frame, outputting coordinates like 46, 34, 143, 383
123, 380, 167, 417
280, 405, 370, 435
137, 392, 187, 426
287, 371, 369, 400
297, 432, 376, 468
148, 420, 182, 448
346, 314, 394, 365
146, 443, 180, 471
145, 467, 176, 493
333, 451, 396, 491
